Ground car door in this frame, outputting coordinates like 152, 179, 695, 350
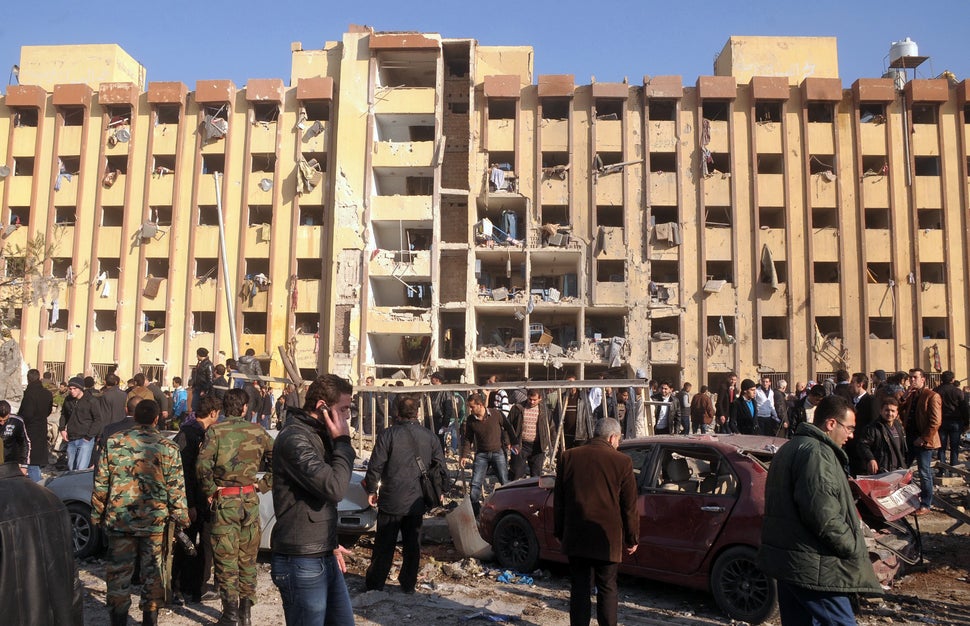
633, 444, 739, 576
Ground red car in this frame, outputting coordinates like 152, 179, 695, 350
479, 434, 920, 624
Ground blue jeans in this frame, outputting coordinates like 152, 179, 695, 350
470, 450, 508, 506
27, 465, 42, 482
271, 553, 354, 625
777, 580, 856, 625
937, 420, 962, 467
67, 437, 95, 471
911, 447, 935, 509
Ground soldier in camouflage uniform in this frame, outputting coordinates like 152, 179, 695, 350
91, 399, 189, 626
197, 387, 274, 626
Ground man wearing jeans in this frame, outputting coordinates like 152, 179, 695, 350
901, 368, 941, 515
270, 375, 356, 625
60, 377, 102, 471
460, 393, 518, 515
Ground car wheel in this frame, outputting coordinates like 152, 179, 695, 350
67, 502, 101, 559
710, 546, 777, 624
493, 514, 539, 572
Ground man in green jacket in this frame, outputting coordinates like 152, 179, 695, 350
758, 395, 881, 624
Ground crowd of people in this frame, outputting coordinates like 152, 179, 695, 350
1, 359, 967, 625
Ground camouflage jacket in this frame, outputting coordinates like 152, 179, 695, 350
91, 424, 190, 534
197, 415, 274, 497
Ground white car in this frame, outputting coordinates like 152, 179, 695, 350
46, 458, 376, 558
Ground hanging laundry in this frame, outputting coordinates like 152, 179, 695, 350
490, 166, 506, 191
99, 272, 111, 298
202, 107, 228, 141
297, 158, 323, 193
50, 298, 60, 326
718, 316, 736, 345
502, 210, 518, 241
653, 222, 681, 246
65, 265, 74, 286
54, 158, 72, 191
102, 168, 118, 188
760, 244, 779, 290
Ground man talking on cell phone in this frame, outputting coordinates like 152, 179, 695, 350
270, 374, 357, 625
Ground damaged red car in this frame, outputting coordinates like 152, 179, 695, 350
478, 435, 921, 624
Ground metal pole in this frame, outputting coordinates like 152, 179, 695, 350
214, 172, 239, 360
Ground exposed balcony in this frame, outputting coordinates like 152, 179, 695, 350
486, 119, 515, 151
373, 87, 436, 115
371, 195, 433, 221
648, 172, 677, 205
250, 123, 278, 153
757, 174, 784, 206
540, 119, 569, 151
152, 125, 178, 154
913, 176, 942, 208
917, 229, 945, 263
650, 338, 679, 363
812, 283, 841, 315
595, 119, 622, 151
647, 120, 677, 152
859, 123, 887, 155
809, 175, 837, 207
372, 140, 435, 168
869, 338, 895, 367
812, 228, 839, 261
595, 174, 623, 205
754, 123, 782, 153
861, 176, 889, 207
864, 230, 892, 261
807, 123, 835, 154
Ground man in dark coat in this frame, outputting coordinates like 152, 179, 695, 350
507, 389, 554, 479
758, 396, 882, 623
363, 394, 446, 593
730, 379, 758, 435
0, 461, 84, 625
191, 348, 215, 414
100, 374, 128, 425
20, 368, 54, 482
853, 396, 907, 475
554, 418, 638, 626
172, 394, 222, 603
715, 373, 738, 433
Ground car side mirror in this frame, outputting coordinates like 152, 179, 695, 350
538, 475, 556, 489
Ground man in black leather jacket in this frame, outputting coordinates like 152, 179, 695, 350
270, 374, 356, 625
0, 461, 84, 625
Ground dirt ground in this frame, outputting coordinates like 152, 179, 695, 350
79, 497, 970, 626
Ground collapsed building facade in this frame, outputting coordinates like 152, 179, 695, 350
1, 28, 969, 388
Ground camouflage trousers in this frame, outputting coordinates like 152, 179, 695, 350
106, 531, 165, 613
210, 492, 261, 603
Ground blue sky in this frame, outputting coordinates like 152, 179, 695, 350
2, 0, 968, 91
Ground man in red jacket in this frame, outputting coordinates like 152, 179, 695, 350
554, 418, 639, 626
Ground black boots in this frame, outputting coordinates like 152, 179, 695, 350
142, 609, 158, 626
238, 598, 253, 626
110, 609, 128, 626
216, 598, 239, 626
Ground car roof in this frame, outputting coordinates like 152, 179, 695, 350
619, 434, 787, 456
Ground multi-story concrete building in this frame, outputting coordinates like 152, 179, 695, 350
1, 27, 969, 389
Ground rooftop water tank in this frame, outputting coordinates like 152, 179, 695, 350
890, 38, 919, 64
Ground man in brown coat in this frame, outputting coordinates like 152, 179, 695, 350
689, 385, 715, 434
554, 418, 638, 626
901, 368, 941, 514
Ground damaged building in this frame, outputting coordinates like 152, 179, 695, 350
1, 30, 969, 389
